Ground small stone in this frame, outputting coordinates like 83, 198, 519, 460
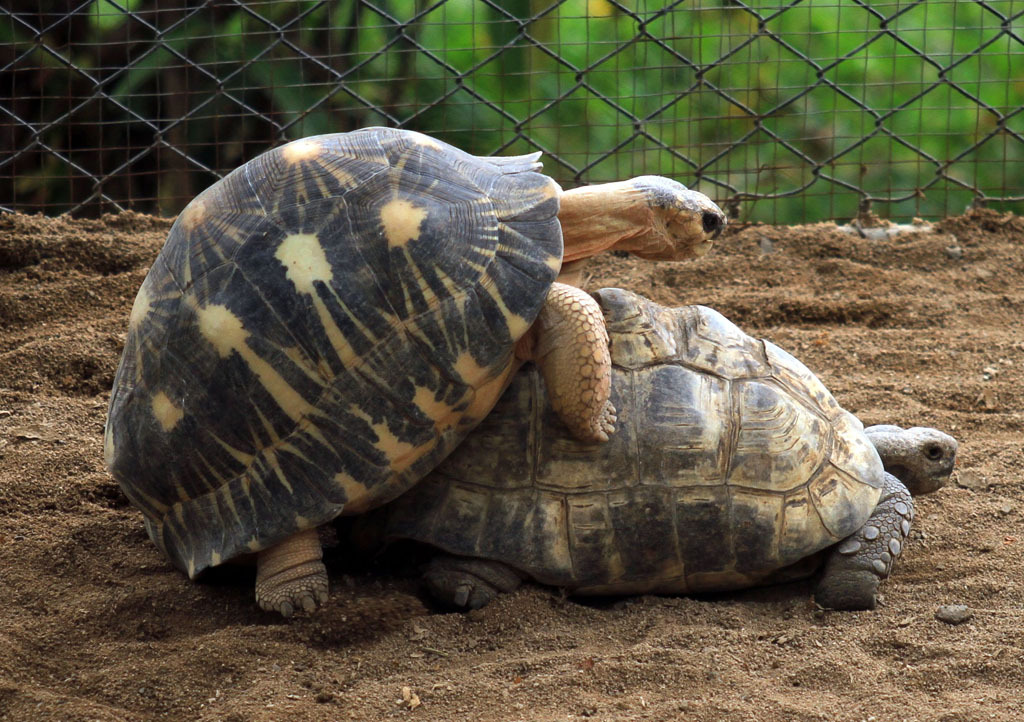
956, 470, 986, 489
975, 389, 997, 409
982, 366, 998, 380
935, 604, 972, 625
758, 236, 775, 254
945, 245, 963, 259
998, 501, 1014, 516
315, 691, 334, 704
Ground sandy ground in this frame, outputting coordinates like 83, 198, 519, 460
0, 209, 1022, 721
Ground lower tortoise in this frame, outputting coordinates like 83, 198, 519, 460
104, 128, 727, 615
360, 288, 958, 611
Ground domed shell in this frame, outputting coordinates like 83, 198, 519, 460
376, 288, 885, 595
105, 128, 563, 578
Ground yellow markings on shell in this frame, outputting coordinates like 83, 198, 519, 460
479, 275, 531, 340
409, 131, 443, 150
413, 385, 462, 431
128, 285, 152, 330
175, 482, 192, 503
102, 423, 116, 469
380, 198, 428, 248
281, 138, 322, 163
179, 196, 207, 232
277, 440, 313, 465
275, 233, 368, 371
211, 433, 255, 466
127, 482, 171, 516
372, 420, 419, 472
281, 345, 326, 384
150, 391, 185, 432
453, 350, 495, 389
333, 471, 371, 511
196, 303, 313, 422
348, 404, 428, 474
263, 447, 294, 494
276, 233, 332, 294
210, 551, 222, 566
197, 303, 248, 358
216, 480, 241, 525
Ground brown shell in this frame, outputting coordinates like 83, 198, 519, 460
375, 288, 885, 595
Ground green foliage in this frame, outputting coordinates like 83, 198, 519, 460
7, 0, 1023, 221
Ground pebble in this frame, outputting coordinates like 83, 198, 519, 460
945, 244, 963, 259
935, 604, 972, 625
956, 470, 986, 490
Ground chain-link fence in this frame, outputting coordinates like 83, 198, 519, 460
2, 0, 1022, 223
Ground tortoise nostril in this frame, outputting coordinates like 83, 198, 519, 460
702, 211, 724, 235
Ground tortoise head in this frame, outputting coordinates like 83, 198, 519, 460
558, 176, 726, 263
617, 176, 727, 261
863, 425, 958, 496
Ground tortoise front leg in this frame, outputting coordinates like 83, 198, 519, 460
519, 282, 616, 443
814, 473, 914, 610
255, 528, 328, 616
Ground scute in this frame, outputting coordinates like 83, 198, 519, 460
376, 288, 886, 595
106, 128, 562, 576
728, 378, 829, 493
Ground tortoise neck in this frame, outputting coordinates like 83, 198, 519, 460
558, 181, 654, 263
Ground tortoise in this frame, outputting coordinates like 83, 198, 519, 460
104, 127, 727, 615
359, 288, 958, 611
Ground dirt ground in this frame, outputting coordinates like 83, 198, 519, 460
1, 208, 1022, 722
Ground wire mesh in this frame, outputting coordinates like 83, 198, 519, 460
1, 0, 1022, 223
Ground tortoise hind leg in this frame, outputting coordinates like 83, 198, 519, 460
519, 282, 616, 443
815, 472, 914, 610
423, 555, 524, 610
256, 528, 328, 616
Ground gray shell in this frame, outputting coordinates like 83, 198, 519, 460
375, 288, 885, 595
104, 128, 562, 578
